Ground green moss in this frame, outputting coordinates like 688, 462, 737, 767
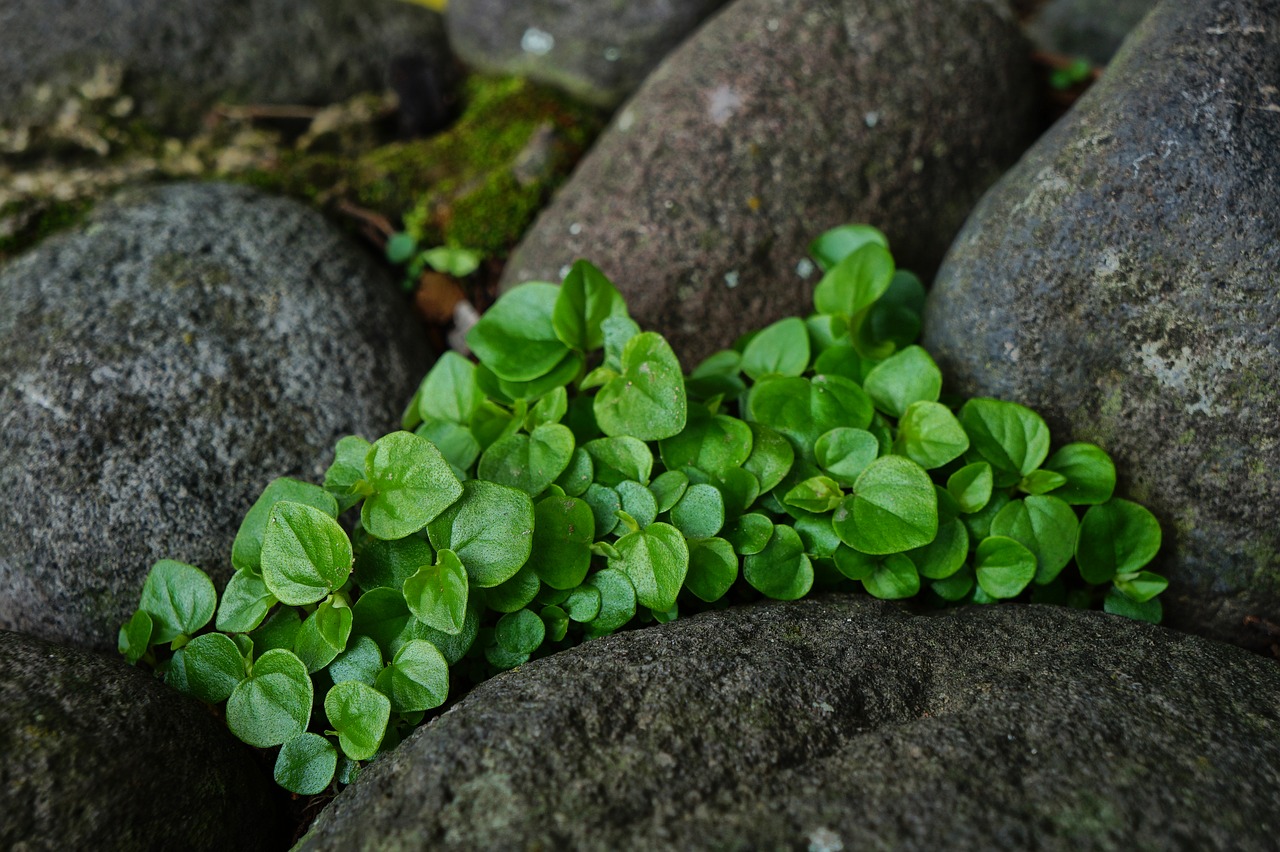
0, 198, 96, 260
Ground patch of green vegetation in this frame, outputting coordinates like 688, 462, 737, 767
0, 199, 96, 261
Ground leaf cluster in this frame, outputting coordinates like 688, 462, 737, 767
120, 224, 1166, 796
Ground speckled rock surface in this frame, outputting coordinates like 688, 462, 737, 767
500, 0, 1039, 367
298, 597, 1280, 851
1026, 0, 1157, 64
923, 0, 1280, 649
445, 0, 730, 108
0, 182, 431, 651
0, 630, 282, 850
0, 0, 450, 137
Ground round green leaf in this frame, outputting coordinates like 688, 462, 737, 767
814, 427, 879, 485
809, 224, 889, 271
832, 456, 938, 555
1044, 442, 1117, 505
566, 585, 602, 622
324, 435, 374, 512
541, 605, 570, 642
483, 565, 542, 613
216, 568, 277, 633
670, 484, 725, 539
990, 496, 1079, 584
947, 462, 994, 514
583, 436, 653, 486
649, 470, 690, 514
812, 242, 895, 318
959, 398, 1051, 479
726, 513, 774, 556
833, 545, 876, 581
616, 480, 659, 530
261, 502, 353, 607
478, 423, 575, 496
416, 350, 480, 425
362, 431, 465, 540
714, 467, 761, 520
783, 476, 843, 514
602, 315, 641, 371
746, 375, 873, 463
594, 331, 688, 441
553, 259, 628, 352
743, 422, 795, 493
275, 733, 337, 796
659, 412, 754, 480
582, 482, 622, 537
403, 549, 469, 634
608, 523, 689, 612
328, 635, 383, 687
376, 639, 450, 713
416, 604, 480, 665
139, 560, 217, 644
233, 478, 338, 573
1113, 570, 1169, 604
293, 596, 353, 673
906, 518, 969, 580
894, 401, 970, 470
555, 446, 594, 496
353, 533, 434, 593
426, 480, 535, 588
467, 282, 570, 382
583, 569, 637, 637
863, 553, 920, 600
794, 513, 841, 559
1076, 499, 1162, 584
862, 346, 942, 418
495, 608, 546, 656
685, 537, 738, 602
931, 565, 975, 601
118, 609, 153, 665
1019, 469, 1068, 496
743, 525, 813, 600
1103, 586, 1163, 624
529, 495, 595, 589
415, 418, 480, 475
325, 681, 390, 761
183, 632, 246, 703
974, 536, 1037, 599
226, 649, 312, 748
741, 316, 810, 380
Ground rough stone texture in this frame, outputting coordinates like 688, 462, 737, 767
0, 630, 282, 850
299, 597, 1280, 851
500, 0, 1039, 367
922, 0, 1280, 649
445, 0, 730, 108
1026, 0, 1157, 64
0, 182, 432, 651
0, 0, 451, 137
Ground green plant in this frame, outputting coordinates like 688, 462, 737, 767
386, 231, 481, 290
120, 224, 1166, 794
1050, 57, 1094, 90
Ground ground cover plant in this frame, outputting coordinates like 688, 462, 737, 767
119, 225, 1166, 795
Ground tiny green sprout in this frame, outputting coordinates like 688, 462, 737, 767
386, 231, 482, 291
119, 223, 1168, 797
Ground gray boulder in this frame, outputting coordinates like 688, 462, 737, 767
298, 597, 1280, 850
500, 0, 1039, 367
445, 0, 730, 108
1, 630, 281, 850
0, 0, 450, 139
1026, 0, 1158, 65
922, 0, 1280, 649
0, 182, 432, 651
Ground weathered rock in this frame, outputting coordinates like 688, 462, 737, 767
0, 0, 451, 141
922, 0, 1280, 648
298, 597, 1280, 850
445, 0, 730, 108
0, 630, 282, 850
0, 182, 432, 651
1026, 0, 1157, 65
500, 0, 1039, 367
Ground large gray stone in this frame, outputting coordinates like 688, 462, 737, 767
298, 597, 1280, 850
0, 182, 432, 651
500, 0, 1039, 367
1026, 0, 1157, 65
922, 0, 1280, 649
0, 630, 282, 850
0, 0, 450, 138
445, 0, 730, 108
